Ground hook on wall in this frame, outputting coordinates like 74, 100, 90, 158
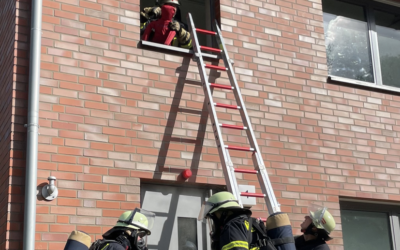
41, 176, 58, 201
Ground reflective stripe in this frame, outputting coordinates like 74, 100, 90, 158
221, 241, 249, 250
100, 243, 109, 250
180, 39, 192, 49
250, 248, 260, 250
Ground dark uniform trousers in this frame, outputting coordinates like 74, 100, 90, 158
294, 236, 330, 250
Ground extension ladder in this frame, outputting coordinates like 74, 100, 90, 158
187, 13, 280, 215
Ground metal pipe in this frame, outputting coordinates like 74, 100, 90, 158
23, 0, 43, 248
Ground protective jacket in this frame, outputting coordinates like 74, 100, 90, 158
294, 236, 330, 250
142, 5, 176, 45
218, 212, 261, 250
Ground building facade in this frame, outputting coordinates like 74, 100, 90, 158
1, 0, 400, 249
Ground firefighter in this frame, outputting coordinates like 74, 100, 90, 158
294, 205, 336, 250
198, 191, 256, 250
140, 0, 192, 49
64, 208, 155, 250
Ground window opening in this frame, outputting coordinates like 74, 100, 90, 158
140, 0, 220, 49
340, 200, 400, 250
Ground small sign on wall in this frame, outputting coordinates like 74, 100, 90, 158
239, 185, 256, 208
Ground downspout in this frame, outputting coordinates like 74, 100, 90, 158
23, 0, 43, 248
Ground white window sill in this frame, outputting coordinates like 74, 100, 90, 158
328, 75, 400, 94
140, 40, 234, 64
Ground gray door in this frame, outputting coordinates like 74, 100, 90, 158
141, 184, 211, 250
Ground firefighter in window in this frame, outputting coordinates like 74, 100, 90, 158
63, 208, 155, 250
140, 0, 192, 49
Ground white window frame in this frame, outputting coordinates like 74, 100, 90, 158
324, 0, 400, 92
340, 199, 400, 250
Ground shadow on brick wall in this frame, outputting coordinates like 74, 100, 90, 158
155, 56, 220, 182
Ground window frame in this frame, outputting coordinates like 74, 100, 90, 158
324, 0, 400, 90
340, 199, 400, 250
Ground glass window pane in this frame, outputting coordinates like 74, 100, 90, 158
322, 0, 374, 82
374, 10, 400, 88
178, 217, 198, 250
341, 210, 393, 250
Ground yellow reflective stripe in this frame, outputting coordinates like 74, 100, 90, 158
101, 243, 109, 250
171, 37, 179, 46
221, 241, 249, 250
244, 220, 249, 230
180, 39, 192, 49
250, 247, 260, 250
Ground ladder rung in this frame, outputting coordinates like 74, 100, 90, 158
220, 124, 247, 130
234, 168, 258, 174
225, 145, 254, 152
210, 83, 233, 90
200, 46, 222, 53
241, 192, 265, 198
196, 28, 216, 35
214, 103, 240, 109
205, 64, 227, 71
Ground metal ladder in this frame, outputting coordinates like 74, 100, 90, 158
187, 13, 281, 215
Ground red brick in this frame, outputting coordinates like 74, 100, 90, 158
86, 24, 109, 34
104, 20, 125, 30
54, 72, 78, 82
62, 4, 85, 14
58, 198, 82, 207
103, 193, 126, 201
49, 224, 76, 233
97, 201, 120, 209
84, 183, 108, 191
76, 226, 102, 234
79, 0, 101, 10
52, 155, 76, 164
79, 15, 102, 25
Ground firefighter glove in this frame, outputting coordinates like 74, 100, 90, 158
177, 26, 191, 45
169, 20, 181, 32
141, 6, 161, 20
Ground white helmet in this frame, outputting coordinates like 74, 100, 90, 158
163, 0, 180, 6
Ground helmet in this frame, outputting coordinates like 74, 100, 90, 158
115, 208, 156, 235
198, 191, 242, 221
162, 0, 180, 6
308, 204, 336, 234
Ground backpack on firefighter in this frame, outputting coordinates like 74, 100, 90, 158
88, 239, 124, 250
248, 213, 296, 250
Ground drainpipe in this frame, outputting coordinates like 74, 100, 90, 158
23, 0, 43, 248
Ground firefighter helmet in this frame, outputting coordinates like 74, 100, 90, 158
115, 208, 155, 235
308, 204, 336, 234
163, 0, 180, 6
198, 191, 242, 221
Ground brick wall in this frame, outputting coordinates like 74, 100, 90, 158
4, 0, 400, 249
0, 0, 29, 249
0, 0, 15, 247
5, 0, 32, 249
